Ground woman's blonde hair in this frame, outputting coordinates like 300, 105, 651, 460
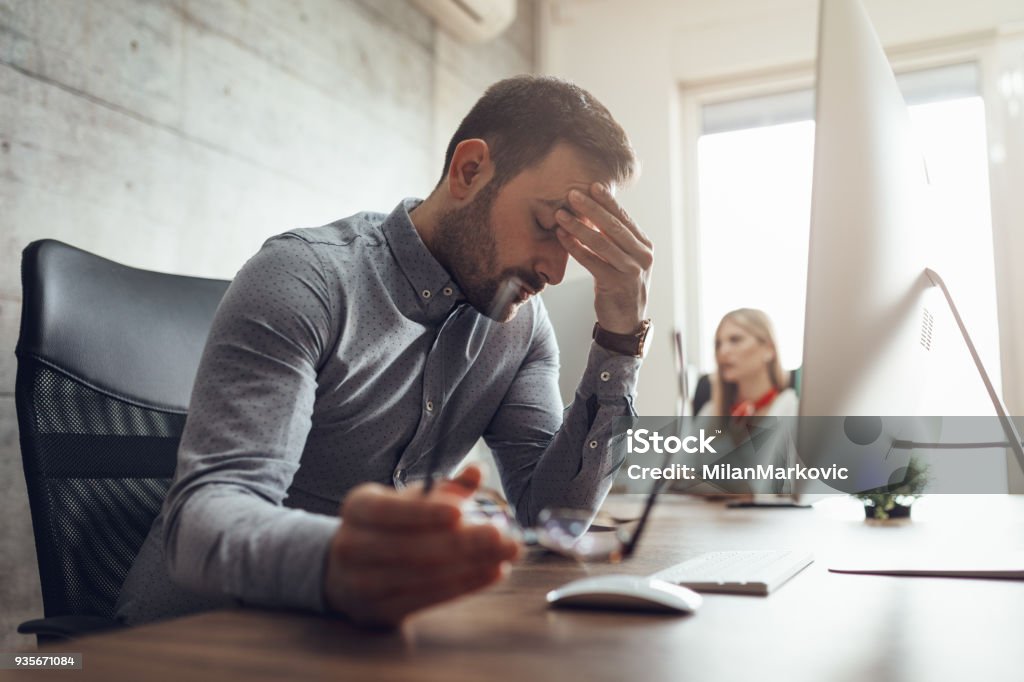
712, 308, 788, 416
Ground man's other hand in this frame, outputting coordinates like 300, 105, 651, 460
323, 465, 521, 627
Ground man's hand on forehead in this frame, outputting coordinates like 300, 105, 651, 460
553, 182, 653, 336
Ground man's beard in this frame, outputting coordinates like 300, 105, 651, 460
433, 183, 544, 322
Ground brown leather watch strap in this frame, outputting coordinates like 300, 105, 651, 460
592, 319, 652, 357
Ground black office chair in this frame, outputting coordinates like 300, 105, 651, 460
691, 368, 802, 416
14, 240, 229, 642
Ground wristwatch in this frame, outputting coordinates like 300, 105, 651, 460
592, 319, 652, 358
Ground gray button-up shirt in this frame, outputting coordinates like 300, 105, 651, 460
115, 198, 641, 624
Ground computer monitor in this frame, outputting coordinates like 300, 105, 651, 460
795, 0, 1023, 496
789, 0, 939, 497
800, 0, 934, 420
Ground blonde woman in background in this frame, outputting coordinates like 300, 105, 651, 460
698, 308, 798, 419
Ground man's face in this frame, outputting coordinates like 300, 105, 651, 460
434, 143, 608, 321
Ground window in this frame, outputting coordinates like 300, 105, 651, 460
692, 62, 1000, 407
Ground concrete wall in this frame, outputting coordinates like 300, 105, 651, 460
0, 0, 536, 650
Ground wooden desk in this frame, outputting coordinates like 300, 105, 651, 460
26, 496, 1024, 681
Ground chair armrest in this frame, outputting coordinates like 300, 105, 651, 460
18, 615, 122, 641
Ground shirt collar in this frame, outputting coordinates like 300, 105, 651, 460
381, 198, 465, 322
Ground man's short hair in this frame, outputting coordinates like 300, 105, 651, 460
440, 75, 638, 189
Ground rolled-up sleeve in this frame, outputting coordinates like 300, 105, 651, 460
162, 235, 341, 613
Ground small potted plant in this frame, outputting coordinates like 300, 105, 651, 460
854, 457, 929, 520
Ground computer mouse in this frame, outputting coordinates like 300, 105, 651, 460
546, 575, 703, 614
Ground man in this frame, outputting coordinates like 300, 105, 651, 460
115, 75, 653, 627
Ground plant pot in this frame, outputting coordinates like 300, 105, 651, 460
863, 501, 912, 520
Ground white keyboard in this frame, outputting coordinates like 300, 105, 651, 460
651, 550, 814, 595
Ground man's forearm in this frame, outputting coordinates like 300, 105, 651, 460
509, 342, 641, 525
163, 486, 339, 612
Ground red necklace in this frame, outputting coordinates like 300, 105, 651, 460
730, 387, 779, 418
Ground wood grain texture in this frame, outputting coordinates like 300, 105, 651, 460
20, 495, 1024, 682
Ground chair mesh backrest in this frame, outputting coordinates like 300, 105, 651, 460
15, 239, 229, 621
16, 360, 184, 618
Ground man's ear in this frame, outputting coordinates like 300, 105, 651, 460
446, 139, 494, 202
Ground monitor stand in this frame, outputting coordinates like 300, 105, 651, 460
920, 269, 1024, 472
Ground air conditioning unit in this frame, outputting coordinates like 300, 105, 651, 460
409, 0, 516, 44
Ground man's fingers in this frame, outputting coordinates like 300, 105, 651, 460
555, 225, 613, 277
555, 209, 632, 272
342, 484, 460, 530
589, 183, 653, 249
432, 465, 482, 499
567, 188, 651, 264
337, 521, 520, 567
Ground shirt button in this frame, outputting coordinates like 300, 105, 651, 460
425, 400, 434, 412
442, 286, 453, 296
600, 371, 611, 382
421, 289, 432, 299
589, 440, 599, 449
